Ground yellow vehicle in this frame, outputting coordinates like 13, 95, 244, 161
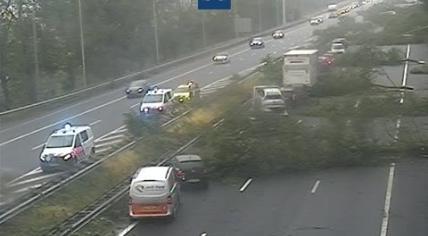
173, 81, 200, 103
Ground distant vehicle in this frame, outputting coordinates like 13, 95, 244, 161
318, 53, 336, 68
140, 87, 174, 114
39, 123, 95, 172
332, 38, 348, 48
129, 166, 180, 219
272, 30, 285, 39
328, 4, 338, 11
253, 86, 287, 113
125, 80, 151, 98
212, 52, 230, 64
330, 43, 346, 54
351, 2, 360, 8
309, 17, 323, 25
328, 12, 338, 18
283, 49, 319, 87
249, 37, 265, 49
167, 154, 208, 187
172, 81, 200, 103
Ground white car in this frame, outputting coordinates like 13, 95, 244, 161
140, 88, 173, 114
309, 17, 323, 25
212, 53, 230, 64
39, 123, 95, 172
330, 43, 346, 54
249, 37, 265, 48
272, 30, 285, 39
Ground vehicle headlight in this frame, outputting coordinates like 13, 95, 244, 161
126, 89, 131, 94
63, 154, 72, 161
143, 107, 149, 113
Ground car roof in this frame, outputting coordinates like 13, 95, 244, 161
134, 166, 171, 181
252, 37, 263, 40
176, 84, 190, 89
52, 125, 90, 136
263, 88, 282, 94
146, 88, 172, 95
175, 154, 202, 162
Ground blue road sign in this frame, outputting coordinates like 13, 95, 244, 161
198, 0, 231, 10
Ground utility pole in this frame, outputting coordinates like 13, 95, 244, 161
78, 0, 87, 87
257, 0, 262, 32
152, 0, 160, 64
32, 15, 39, 100
282, 0, 286, 25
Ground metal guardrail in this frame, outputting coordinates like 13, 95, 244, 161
0, 2, 348, 117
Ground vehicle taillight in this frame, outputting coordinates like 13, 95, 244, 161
167, 196, 173, 204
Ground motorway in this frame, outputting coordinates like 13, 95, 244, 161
0, 2, 370, 184
120, 159, 428, 236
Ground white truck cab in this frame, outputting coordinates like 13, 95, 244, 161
129, 166, 180, 219
39, 123, 95, 172
140, 88, 173, 114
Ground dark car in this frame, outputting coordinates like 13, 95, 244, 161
168, 154, 208, 187
249, 37, 265, 49
125, 79, 151, 98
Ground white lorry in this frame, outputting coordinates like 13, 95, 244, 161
283, 49, 319, 88
328, 4, 338, 11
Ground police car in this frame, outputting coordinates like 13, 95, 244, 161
212, 52, 230, 64
140, 87, 173, 114
249, 37, 265, 49
39, 123, 95, 172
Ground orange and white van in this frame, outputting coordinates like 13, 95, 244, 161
129, 166, 180, 219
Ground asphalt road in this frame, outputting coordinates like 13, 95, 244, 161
0, 3, 370, 181
125, 166, 390, 236
125, 159, 428, 236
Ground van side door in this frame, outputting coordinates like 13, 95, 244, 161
79, 130, 90, 159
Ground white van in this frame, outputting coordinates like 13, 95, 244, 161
39, 123, 95, 172
129, 166, 180, 219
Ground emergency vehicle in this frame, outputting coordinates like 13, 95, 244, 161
172, 81, 200, 103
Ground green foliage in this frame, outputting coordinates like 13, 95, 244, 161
204, 109, 379, 178
336, 46, 403, 67
259, 55, 283, 84
310, 67, 373, 97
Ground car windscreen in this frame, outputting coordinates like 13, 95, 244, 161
46, 135, 74, 148
174, 87, 190, 93
265, 94, 283, 100
332, 44, 345, 49
143, 94, 163, 103
177, 160, 204, 170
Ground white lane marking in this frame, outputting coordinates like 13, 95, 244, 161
117, 221, 139, 236
8, 172, 64, 188
239, 178, 253, 192
399, 96, 404, 104
96, 134, 126, 143
0, 96, 126, 147
130, 103, 139, 109
95, 125, 127, 142
395, 119, 401, 129
201, 233, 208, 236
380, 163, 396, 236
213, 119, 225, 128
90, 120, 102, 126
12, 184, 43, 194
7, 167, 42, 185
354, 100, 361, 109
95, 139, 123, 148
209, 71, 214, 74
95, 146, 111, 154
32, 143, 45, 151
311, 180, 321, 194
297, 120, 303, 124
401, 44, 411, 87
